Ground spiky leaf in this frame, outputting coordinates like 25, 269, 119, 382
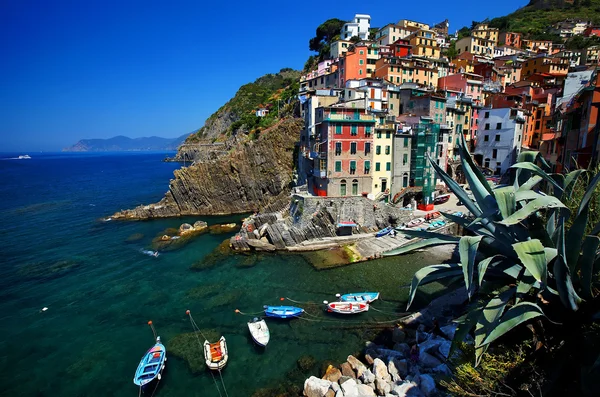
579, 236, 600, 299
555, 217, 582, 311
459, 236, 484, 298
494, 186, 516, 220
383, 237, 459, 257
478, 255, 506, 286
481, 302, 545, 346
517, 175, 543, 192
498, 196, 567, 226
511, 162, 564, 195
406, 264, 463, 309
512, 239, 547, 285
564, 169, 586, 200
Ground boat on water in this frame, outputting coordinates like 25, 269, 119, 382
133, 322, 166, 388
406, 218, 425, 228
434, 194, 450, 204
18, 155, 31, 159
325, 301, 369, 314
376, 226, 393, 237
247, 318, 270, 347
204, 336, 228, 370
264, 305, 304, 319
338, 292, 380, 303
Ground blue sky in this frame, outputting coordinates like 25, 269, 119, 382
0, 0, 527, 151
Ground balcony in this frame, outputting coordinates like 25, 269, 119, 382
324, 113, 376, 123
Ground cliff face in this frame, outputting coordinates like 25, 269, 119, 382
111, 118, 303, 219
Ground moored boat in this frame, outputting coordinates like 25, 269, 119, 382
375, 226, 393, 237
204, 336, 228, 370
133, 321, 166, 388
247, 318, 270, 347
407, 218, 425, 227
325, 301, 369, 314
264, 305, 304, 319
338, 292, 380, 303
425, 211, 441, 221
433, 194, 450, 204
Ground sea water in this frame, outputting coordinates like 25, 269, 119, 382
0, 152, 444, 396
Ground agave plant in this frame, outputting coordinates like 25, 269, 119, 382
388, 133, 600, 368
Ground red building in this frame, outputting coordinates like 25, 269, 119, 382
391, 38, 412, 58
312, 105, 375, 197
583, 26, 600, 37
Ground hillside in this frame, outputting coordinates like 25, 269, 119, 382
488, 0, 600, 38
185, 68, 301, 143
63, 134, 189, 152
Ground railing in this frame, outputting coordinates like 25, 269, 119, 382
324, 114, 376, 122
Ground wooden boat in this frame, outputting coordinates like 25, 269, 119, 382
326, 301, 369, 314
376, 226, 393, 237
338, 292, 380, 303
264, 305, 304, 319
204, 336, 228, 370
425, 211, 441, 221
247, 318, 270, 347
434, 194, 451, 204
407, 218, 425, 227
133, 336, 166, 387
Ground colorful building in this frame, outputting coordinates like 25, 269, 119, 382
438, 72, 484, 102
408, 28, 441, 59
500, 32, 521, 48
329, 40, 352, 59
471, 23, 499, 45
371, 120, 395, 196
341, 14, 371, 41
374, 57, 438, 88
521, 56, 569, 79
455, 36, 495, 57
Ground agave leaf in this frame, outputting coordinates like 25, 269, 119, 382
498, 196, 567, 226
515, 190, 545, 202
478, 254, 505, 286
590, 220, 600, 236
481, 302, 545, 346
516, 269, 537, 304
494, 186, 516, 220
457, 140, 498, 218
517, 150, 541, 163
459, 236, 484, 298
511, 163, 564, 195
399, 229, 461, 240
450, 300, 485, 359
565, 205, 589, 274
517, 175, 543, 192
546, 209, 558, 243
564, 169, 587, 200
441, 211, 495, 238
427, 155, 483, 218
383, 238, 459, 257
474, 287, 516, 366
579, 236, 600, 299
544, 247, 558, 264
555, 218, 582, 311
406, 263, 463, 309
459, 132, 494, 196
578, 170, 600, 217
512, 239, 547, 285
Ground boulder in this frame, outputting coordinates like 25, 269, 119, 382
393, 343, 411, 357
437, 339, 451, 359
393, 327, 407, 343
375, 348, 404, 360
417, 337, 443, 355
245, 239, 277, 252
373, 358, 391, 382
179, 223, 194, 234
322, 365, 342, 383
375, 377, 392, 395
365, 352, 376, 365
335, 390, 344, 397
418, 374, 436, 397
357, 384, 377, 396
325, 390, 335, 397
339, 376, 353, 384
331, 382, 340, 392
340, 378, 359, 396
431, 363, 452, 376
303, 376, 332, 397
388, 359, 406, 383
391, 381, 421, 396
347, 355, 367, 378
360, 368, 376, 385
439, 323, 457, 340
193, 220, 208, 229
340, 362, 356, 379
419, 352, 442, 369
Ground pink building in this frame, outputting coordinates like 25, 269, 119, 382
438, 73, 484, 102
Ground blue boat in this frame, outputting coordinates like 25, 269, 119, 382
338, 292, 380, 303
264, 305, 304, 319
376, 226, 393, 237
133, 337, 166, 387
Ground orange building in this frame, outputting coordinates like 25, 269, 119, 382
374, 57, 438, 87
338, 43, 369, 87
521, 56, 569, 79
500, 32, 522, 48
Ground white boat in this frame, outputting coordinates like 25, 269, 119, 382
18, 155, 31, 159
247, 318, 270, 347
204, 336, 228, 370
407, 218, 425, 228
325, 301, 369, 314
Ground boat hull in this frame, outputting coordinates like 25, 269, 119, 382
339, 292, 380, 303
133, 342, 166, 387
204, 336, 228, 370
247, 319, 270, 347
264, 305, 304, 319
327, 302, 369, 314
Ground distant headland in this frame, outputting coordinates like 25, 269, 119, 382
62, 134, 190, 152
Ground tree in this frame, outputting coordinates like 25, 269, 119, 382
308, 18, 346, 53
444, 40, 458, 59
349, 35, 361, 44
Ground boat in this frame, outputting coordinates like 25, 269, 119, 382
425, 211, 441, 221
264, 305, 304, 319
325, 301, 369, 314
204, 336, 228, 370
406, 218, 425, 228
338, 292, 380, 303
18, 155, 31, 159
133, 322, 166, 388
452, 211, 464, 217
433, 194, 450, 205
247, 318, 270, 347
376, 226, 393, 237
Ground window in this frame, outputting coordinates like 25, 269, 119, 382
484, 135, 489, 142
340, 180, 347, 196
364, 161, 370, 174
535, 120, 541, 130
365, 142, 371, 154
359, 59, 364, 65
375, 162, 381, 171
335, 161, 342, 172
352, 179, 358, 195
485, 123, 490, 130
376, 131, 382, 138
351, 124, 357, 135
385, 146, 390, 155
376, 146, 381, 155
403, 137, 409, 147
496, 123, 502, 129
403, 173, 408, 187
403, 153, 408, 165
350, 161, 356, 174
495, 135, 500, 142
385, 131, 391, 139
492, 149, 498, 159
386, 162, 391, 171
359, 69, 363, 75
365, 125, 372, 136
335, 124, 342, 134
350, 142, 357, 154
335, 142, 342, 155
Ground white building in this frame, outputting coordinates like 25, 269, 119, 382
341, 14, 371, 41
474, 108, 526, 175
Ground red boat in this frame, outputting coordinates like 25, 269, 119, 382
425, 211, 441, 221
326, 301, 369, 314
434, 194, 450, 204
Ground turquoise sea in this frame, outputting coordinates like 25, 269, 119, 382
0, 152, 443, 396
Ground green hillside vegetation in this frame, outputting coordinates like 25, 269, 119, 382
487, 0, 600, 41
187, 68, 300, 142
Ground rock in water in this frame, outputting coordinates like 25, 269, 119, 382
303, 376, 331, 397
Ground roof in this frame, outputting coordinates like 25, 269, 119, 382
556, 70, 595, 108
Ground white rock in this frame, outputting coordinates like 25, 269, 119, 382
303, 376, 332, 397
418, 374, 436, 397
391, 381, 422, 396
347, 355, 368, 378
375, 377, 392, 395
335, 390, 344, 397
341, 378, 359, 396
388, 359, 401, 383
331, 382, 340, 392
357, 383, 377, 396
373, 358, 391, 382
360, 368, 375, 384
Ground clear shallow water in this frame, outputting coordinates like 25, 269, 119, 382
0, 152, 443, 396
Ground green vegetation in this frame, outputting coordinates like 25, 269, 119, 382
393, 134, 600, 394
308, 18, 346, 61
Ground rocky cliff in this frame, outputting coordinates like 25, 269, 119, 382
111, 118, 303, 219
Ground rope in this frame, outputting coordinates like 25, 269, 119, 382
282, 297, 322, 305
369, 306, 411, 316
234, 309, 264, 316
218, 369, 229, 397
187, 311, 223, 397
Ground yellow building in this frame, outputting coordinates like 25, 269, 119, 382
372, 122, 394, 195
374, 57, 439, 88
408, 29, 441, 58
329, 40, 352, 59
455, 36, 495, 57
471, 23, 499, 45
521, 56, 569, 78
397, 19, 430, 30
